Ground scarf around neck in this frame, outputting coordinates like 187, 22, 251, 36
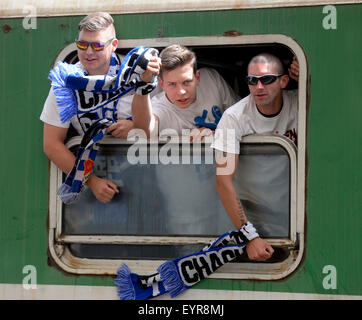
49, 46, 158, 131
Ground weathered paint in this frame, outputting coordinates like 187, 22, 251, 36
0, 0, 361, 18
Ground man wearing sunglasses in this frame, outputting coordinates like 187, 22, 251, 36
41, 12, 161, 203
211, 53, 299, 261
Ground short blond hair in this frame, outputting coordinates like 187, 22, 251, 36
78, 12, 115, 37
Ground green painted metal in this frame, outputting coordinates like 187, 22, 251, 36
0, 4, 361, 296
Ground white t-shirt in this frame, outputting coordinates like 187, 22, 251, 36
151, 68, 239, 135
211, 89, 298, 154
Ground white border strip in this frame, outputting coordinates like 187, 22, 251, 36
1, 283, 361, 300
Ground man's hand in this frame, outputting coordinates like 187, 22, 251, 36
288, 56, 299, 82
106, 119, 134, 139
246, 237, 274, 261
86, 175, 119, 203
141, 53, 161, 83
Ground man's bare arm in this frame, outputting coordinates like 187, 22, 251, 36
43, 123, 118, 203
43, 123, 75, 174
215, 153, 248, 229
131, 53, 161, 138
215, 151, 274, 261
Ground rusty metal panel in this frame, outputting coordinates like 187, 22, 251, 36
0, 0, 361, 18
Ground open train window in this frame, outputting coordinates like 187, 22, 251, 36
48, 34, 307, 280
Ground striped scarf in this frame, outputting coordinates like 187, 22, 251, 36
115, 230, 247, 300
49, 46, 158, 204
56, 118, 112, 204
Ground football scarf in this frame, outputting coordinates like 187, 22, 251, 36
49, 46, 158, 204
56, 118, 112, 204
115, 229, 249, 300
49, 46, 158, 129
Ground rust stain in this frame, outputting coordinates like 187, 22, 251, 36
2, 24, 12, 33
223, 30, 242, 37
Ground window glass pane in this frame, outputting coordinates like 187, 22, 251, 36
234, 143, 290, 238
62, 142, 291, 260
62, 143, 235, 237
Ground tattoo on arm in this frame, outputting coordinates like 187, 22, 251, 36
236, 198, 247, 226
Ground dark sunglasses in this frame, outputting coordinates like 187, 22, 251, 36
246, 74, 283, 86
75, 38, 114, 51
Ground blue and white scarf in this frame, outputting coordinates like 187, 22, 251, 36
49, 46, 158, 204
49, 46, 158, 129
115, 229, 247, 300
56, 118, 112, 204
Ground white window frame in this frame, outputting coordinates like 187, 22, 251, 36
48, 34, 307, 280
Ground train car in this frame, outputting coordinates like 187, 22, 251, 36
0, 0, 361, 301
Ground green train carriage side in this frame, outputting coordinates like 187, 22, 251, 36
0, 0, 361, 299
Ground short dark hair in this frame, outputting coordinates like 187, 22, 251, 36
159, 44, 197, 79
248, 53, 285, 74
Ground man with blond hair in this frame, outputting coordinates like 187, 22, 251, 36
41, 12, 160, 203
